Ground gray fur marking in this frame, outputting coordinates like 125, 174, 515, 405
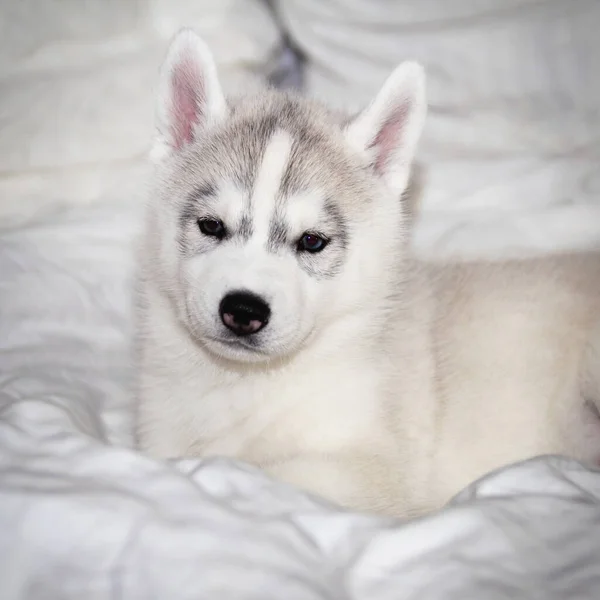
267, 217, 289, 252
180, 182, 217, 226
238, 214, 254, 240
178, 182, 218, 254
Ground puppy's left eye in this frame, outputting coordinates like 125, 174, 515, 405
198, 218, 226, 239
297, 232, 329, 253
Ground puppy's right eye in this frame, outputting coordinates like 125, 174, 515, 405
297, 232, 329, 253
198, 218, 226, 239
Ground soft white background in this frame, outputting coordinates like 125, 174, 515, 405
1, 1, 600, 598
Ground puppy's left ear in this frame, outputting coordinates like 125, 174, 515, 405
344, 62, 426, 198
151, 28, 228, 162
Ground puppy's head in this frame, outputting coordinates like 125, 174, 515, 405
145, 29, 426, 363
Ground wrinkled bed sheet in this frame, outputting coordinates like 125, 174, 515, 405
2, 199, 600, 599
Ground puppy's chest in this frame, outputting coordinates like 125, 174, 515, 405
186, 365, 386, 464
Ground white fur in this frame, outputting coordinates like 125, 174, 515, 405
135, 30, 600, 519
251, 130, 293, 240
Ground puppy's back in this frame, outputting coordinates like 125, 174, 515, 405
418, 252, 600, 503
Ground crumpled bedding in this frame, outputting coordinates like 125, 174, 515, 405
2, 196, 600, 600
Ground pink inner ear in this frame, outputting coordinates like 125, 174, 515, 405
370, 101, 409, 174
170, 55, 206, 150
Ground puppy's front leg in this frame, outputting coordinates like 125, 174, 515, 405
266, 453, 401, 516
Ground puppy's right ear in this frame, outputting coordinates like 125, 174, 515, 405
151, 29, 227, 162
344, 62, 426, 199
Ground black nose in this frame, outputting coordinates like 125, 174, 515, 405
219, 291, 271, 336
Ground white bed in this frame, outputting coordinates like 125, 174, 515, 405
2, 1, 600, 598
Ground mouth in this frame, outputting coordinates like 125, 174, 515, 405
202, 334, 270, 360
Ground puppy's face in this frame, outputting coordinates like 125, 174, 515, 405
145, 30, 426, 363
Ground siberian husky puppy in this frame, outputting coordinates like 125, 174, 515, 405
135, 29, 600, 517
